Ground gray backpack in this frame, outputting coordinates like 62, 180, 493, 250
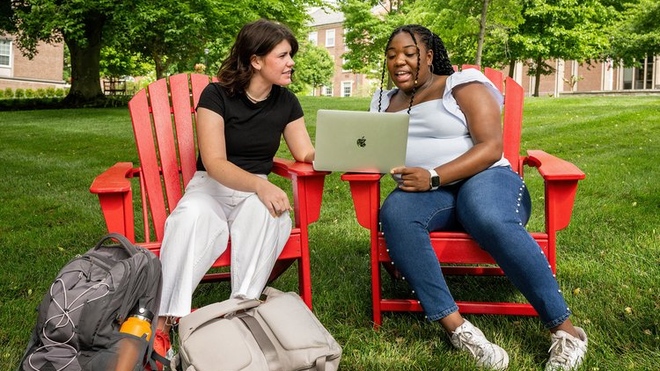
19, 233, 162, 371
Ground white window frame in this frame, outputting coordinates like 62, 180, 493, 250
308, 31, 318, 46
323, 85, 333, 97
0, 39, 12, 67
325, 29, 335, 47
341, 81, 352, 97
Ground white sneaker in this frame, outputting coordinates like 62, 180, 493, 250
545, 327, 588, 371
450, 320, 509, 370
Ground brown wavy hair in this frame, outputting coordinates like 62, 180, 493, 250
217, 19, 299, 96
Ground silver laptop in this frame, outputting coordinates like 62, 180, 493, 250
313, 109, 409, 173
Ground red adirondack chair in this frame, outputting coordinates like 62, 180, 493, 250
90, 73, 329, 309
341, 66, 586, 326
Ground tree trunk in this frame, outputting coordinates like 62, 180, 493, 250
534, 56, 542, 97
475, 0, 489, 66
508, 59, 516, 78
154, 54, 165, 80
62, 16, 105, 106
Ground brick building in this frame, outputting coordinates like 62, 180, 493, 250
508, 56, 660, 96
307, 7, 374, 97
307, 7, 659, 97
0, 34, 66, 91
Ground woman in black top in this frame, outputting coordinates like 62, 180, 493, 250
152, 19, 315, 367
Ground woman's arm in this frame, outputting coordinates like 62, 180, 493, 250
393, 81, 503, 191
440, 81, 504, 180
283, 117, 315, 163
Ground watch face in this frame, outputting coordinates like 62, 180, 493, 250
431, 176, 440, 187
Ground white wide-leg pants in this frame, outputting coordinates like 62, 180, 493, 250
158, 171, 291, 317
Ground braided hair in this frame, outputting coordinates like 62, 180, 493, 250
377, 25, 454, 113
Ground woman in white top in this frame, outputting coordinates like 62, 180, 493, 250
372, 24, 587, 371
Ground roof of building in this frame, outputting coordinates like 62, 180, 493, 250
308, 7, 345, 27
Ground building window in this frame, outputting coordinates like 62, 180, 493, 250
623, 56, 655, 90
0, 39, 11, 67
325, 29, 335, 47
308, 32, 317, 46
323, 85, 333, 97
342, 81, 352, 97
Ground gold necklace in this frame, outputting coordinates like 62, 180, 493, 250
245, 89, 271, 103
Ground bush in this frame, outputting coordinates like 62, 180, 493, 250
0, 97, 63, 110
14, 88, 25, 98
45, 87, 56, 97
36, 88, 47, 98
54, 88, 65, 97
25, 89, 35, 98
4, 87, 13, 98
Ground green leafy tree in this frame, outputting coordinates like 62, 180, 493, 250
339, 0, 413, 89
340, 0, 523, 77
1, 0, 320, 106
408, 0, 523, 68
509, 0, 611, 96
608, 0, 660, 66
290, 41, 334, 95
100, 47, 152, 80
3, 1, 142, 105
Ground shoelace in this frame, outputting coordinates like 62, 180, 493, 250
547, 335, 574, 365
456, 330, 490, 358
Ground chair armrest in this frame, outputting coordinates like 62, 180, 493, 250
89, 162, 139, 241
525, 150, 585, 181
272, 158, 330, 226
340, 172, 384, 230
524, 150, 586, 231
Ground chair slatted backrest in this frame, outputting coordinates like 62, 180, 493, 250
502, 76, 524, 174
127, 73, 215, 242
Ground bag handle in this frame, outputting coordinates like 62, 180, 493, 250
179, 298, 262, 340
94, 233, 139, 256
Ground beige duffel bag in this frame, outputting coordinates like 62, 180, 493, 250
172, 287, 342, 371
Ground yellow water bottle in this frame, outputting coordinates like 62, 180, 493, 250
120, 305, 154, 340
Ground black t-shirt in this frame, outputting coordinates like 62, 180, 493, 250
195, 83, 304, 174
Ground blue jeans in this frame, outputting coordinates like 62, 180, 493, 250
380, 166, 571, 329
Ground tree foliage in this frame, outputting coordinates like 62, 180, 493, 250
1, 0, 320, 106
508, 0, 611, 96
608, 0, 660, 65
407, 0, 523, 68
289, 41, 334, 95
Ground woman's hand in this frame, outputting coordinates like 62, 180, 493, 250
391, 166, 432, 192
255, 180, 292, 217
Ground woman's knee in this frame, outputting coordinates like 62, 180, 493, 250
166, 197, 227, 231
381, 191, 410, 225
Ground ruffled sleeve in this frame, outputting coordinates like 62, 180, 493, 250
442, 69, 503, 125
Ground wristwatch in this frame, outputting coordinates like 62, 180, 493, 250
428, 169, 440, 191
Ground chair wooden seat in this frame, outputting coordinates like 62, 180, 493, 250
341, 66, 585, 326
90, 73, 329, 309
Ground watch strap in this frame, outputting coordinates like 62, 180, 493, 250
428, 169, 440, 191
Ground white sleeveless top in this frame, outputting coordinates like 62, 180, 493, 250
370, 68, 510, 183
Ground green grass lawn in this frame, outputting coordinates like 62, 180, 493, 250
1, 95, 659, 370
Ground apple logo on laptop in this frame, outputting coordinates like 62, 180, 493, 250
357, 136, 366, 148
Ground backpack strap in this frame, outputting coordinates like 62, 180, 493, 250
94, 233, 140, 256
147, 349, 171, 371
